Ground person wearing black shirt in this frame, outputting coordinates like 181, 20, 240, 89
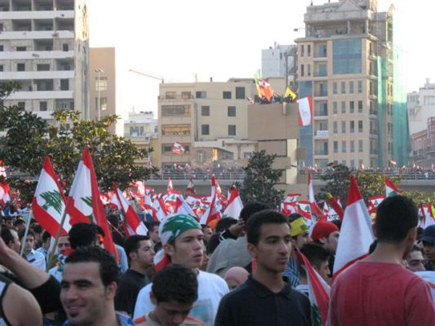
115, 235, 155, 316
215, 210, 311, 326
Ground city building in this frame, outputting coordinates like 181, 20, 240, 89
89, 47, 120, 133
0, 0, 90, 121
261, 42, 297, 85
296, 0, 408, 168
157, 78, 257, 170
408, 79, 435, 135
410, 117, 435, 167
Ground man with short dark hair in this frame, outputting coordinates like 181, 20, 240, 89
327, 196, 435, 325
406, 244, 425, 272
36, 231, 51, 264
311, 221, 340, 276
134, 264, 203, 326
215, 210, 311, 325
422, 225, 435, 271
1, 227, 20, 253
60, 246, 134, 326
115, 235, 155, 316
148, 221, 161, 252
68, 223, 99, 250
19, 229, 46, 271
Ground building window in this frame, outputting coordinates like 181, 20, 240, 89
37, 64, 50, 71
341, 101, 346, 114
334, 141, 338, 153
17, 63, 25, 71
318, 64, 327, 77
301, 45, 304, 57
228, 125, 236, 136
358, 101, 363, 113
181, 92, 191, 99
63, 44, 69, 51
0, 65, 3, 72
18, 102, 25, 110
196, 91, 207, 99
60, 79, 69, 91
161, 124, 190, 136
196, 151, 205, 163
235, 87, 245, 99
162, 105, 191, 117
358, 80, 363, 93
40, 101, 47, 111
342, 160, 347, 166
333, 102, 338, 114
333, 39, 362, 74
342, 141, 347, 153
350, 101, 354, 113
358, 120, 363, 133
95, 97, 107, 111
307, 64, 311, 77
333, 82, 337, 95
359, 140, 363, 153
318, 44, 327, 57
96, 77, 107, 91
223, 91, 231, 99
349, 81, 354, 94
333, 121, 338, 134
165, 91, 176, 99
300, 64, 304, 77
308, 45, 311, 56
201, 106, 210, 116
350, 140, 355, 153
342, 121, 346, 133
350, 160, 355, 168
359, 159, 363, 168
350, 121, 355, 133
244, 152, 253, 159
201, 124, 209, 135
0, 45, 3, 51
16, 46, 26, 51
228, 106, 236, 117
341, 81, 346, 94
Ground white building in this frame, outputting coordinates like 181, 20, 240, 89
408, 79, 435, 135
261, 42, 297, 81
0, 0, 90, 121
124, 111, 158, 140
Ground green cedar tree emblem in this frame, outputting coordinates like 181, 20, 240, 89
41, 190, 63, 215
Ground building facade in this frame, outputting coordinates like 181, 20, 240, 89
261, 42, 297, 83
157, 79, 257, 170
408, 79, 435, 136
0, 0, 90, 121
296, 0, 403, 169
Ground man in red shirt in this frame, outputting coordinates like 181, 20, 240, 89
327, 196, 435, 326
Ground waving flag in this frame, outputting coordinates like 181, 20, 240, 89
284, 193, 301, 203
420, 203, 435, 229
114, 184, 148, 235
295, 250, 330, 326
297, 96, 313, 127
172, 142, 185, 155
367, 196, 385, 215
32, 157, 70, 237
152, 197, 168, 221
174, 196, 198, 219
325, 193, 344, 221
167, 178, 173, 193
200, 176, 221, 225
385, 177, 401, 197
66, 146, 118, 259
186, 178, 195, 195
0, 183, 10, 207
333, 176, 374, 278
308, 172, 326, 224
255, 78, 274, 101
223, 188, 243, 219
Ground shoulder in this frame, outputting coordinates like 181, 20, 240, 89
184, 315, 205, 326
219, 282, 251, 305
136, 282, 152, 298
198, 271, 229, 291
290, 286, 310, 305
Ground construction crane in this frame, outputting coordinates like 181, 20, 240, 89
128, 69, 179, 83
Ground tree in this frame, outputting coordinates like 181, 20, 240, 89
0, 82, 157, 203
319, 163, 351, 206
355, 170, 401, 203
240, 151, 284, 208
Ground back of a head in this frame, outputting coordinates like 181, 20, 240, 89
246, 210, 288, 245
152, 264, 198, 304
214, 217, 237, 233
376, 196, 418, 243
288, 213, 303, 223
65, 246, 119, 286
240, 202, 269, 224
68, 223, 98, 249
1, 227, 13, 246
300, 243, 330, 271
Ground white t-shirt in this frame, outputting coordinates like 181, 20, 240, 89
133, 270, 229, 326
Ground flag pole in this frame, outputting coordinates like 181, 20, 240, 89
19, 210, 33, 258
46, 207, 68, 272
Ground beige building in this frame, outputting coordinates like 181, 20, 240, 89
296, 0, 395, 169
0, 0, 90, 121
157, 78, 257, 170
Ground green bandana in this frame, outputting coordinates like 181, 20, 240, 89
160, 214, 201, 245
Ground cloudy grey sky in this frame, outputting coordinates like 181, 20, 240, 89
87, 0, 435, 117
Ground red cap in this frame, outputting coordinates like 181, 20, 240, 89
311, 221, 339, 241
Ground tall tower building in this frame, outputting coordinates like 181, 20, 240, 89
296, 0, 404, 168
0, 0, 90, 121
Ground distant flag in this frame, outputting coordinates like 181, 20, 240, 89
167, 178, 173, 193
114, 184, 148, 235
186, 178, 195, 195
297, 96, 313, 127
255, 78, 274, 102
172, 142, 185, 155
390, 160, 397, 166
308, 172, 326, 224
284, 193, 301, 203
223, 188, 243, 220
0, 183, 10, 207
419, 203, 435, 229
200, 176, 221, 225
385, 177, 401, 197
367, 196, 385, 216
333, 176, 374, 279
152, 197, 168, 221
284, 87, 298, 103
325, 193, 344, 221
174, 196, 198, 219
0, 160, 6, 179
32, 157, 70, 237
246, 97, 255, 105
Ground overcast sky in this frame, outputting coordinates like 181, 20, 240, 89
87, 0, 435, 118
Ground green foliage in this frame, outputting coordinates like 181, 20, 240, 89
240, 150, 284, 208
355, 170, 401, 204
319, 163, 352, 205
0, 82, 157, 203
402, 190, 435, 205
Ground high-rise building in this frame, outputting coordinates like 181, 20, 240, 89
296, 0, 407, 168
261, 42, 297, 83
0, 0, 90, 121
408, 79, 435, 135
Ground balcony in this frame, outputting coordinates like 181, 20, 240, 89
1, 70, 74, 80
0, 30, 74, 40
315, 149, 329, 156
315, 130, 329, 138
0, 50, 74, 60
158, 95, 194, 101
5, 90, 73, 100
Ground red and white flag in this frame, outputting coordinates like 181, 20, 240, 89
113, 184, 148, 235
222, 188, 243, 220
186, 179, 195, 195
385, 177, 401, 197
420, 203, 435, 229
284, 193, 301, 203
152, 197, 168, 221
367, 196, 385, 215
333, 176, 374, 278
200, 176, 221, 225
308, 172, 326, 224
297, 96, 313, 127
174, 196, 198, 219
167, 178, 173, 193
66, 146, 118, 259
172, 142, 185, 155
32, 157, 70, 237
0, 183, 10, 207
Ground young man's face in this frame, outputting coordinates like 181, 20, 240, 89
315, 260, 331, 284
324, 231, 340, 254
153, 299, 194, 326
10, 229, 20, 253
202, 227, 213, 243
133, 240, 155, 268
423, 242, 435, 262
150, 226, 161, 244
407, 250, 425, 272
295, 231, 310, 249
24, 235, 35, 253
58, 236, 71, 256
250, 223, 292, 273
60, 262, 116, 326
166, 229, 204, 270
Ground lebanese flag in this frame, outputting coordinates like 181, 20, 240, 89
367, 196, 385, 215
284, 193, 301, 203
66, 146, 118, 259
333, 176, 374, 279
152, 197, 168, 221
223, 188, 243, 220
214, 176, 222, 197
167, 178, 173, 193
297, 201, 313, 221
308, 173, 326, 223
172, 142, 185, 155
326, 194, 344, 221
419, 203, 435, 229
32, 157, 70, 237
129, 181, 146, 198
174, 196, 198, 219
295, 250, 330, 325
385, 177, 401, 197
0, 183, 10, 207
297, 96, 313, 127
200, 176, 221, 225
186, 179, 195, 195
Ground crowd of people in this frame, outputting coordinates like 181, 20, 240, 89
0, 196, 434, 325
159, 164, 245, 180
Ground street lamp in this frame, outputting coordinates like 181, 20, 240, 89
95, 68, 104, 121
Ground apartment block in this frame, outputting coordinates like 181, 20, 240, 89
157, 79, 257, 170
408, 79, 435, 135
261, 42, 297, 83
296, 0, 403, 168
0, 0, 89, 120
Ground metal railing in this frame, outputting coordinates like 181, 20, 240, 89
303, 170, 435, 181
150, 172, 246, 181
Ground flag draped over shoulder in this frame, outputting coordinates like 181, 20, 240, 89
32, 157, 70, 237
333, 176, 374, 278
